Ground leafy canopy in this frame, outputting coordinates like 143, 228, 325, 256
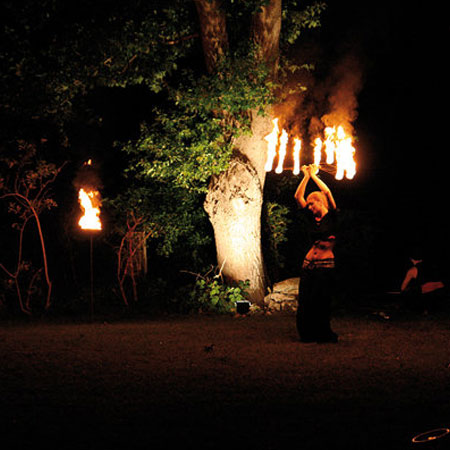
1, 0, 326, 260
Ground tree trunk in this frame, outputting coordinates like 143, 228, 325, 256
196, 0, 281, 305
252, 0, 281, 78
204, 112, 273, 304
194, 0, 228, 74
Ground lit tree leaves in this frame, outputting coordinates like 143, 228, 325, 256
123, 53, 275, 193
281, 1, 327, 46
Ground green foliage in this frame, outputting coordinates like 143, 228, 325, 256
80, 3, 196, 95
105, 181, 211, 259
188, 269, 250, 314
1, 0, 326, 193
0, 0, 197, 125
123, 52, 275, 193
263, 201, 292, 273
123, 117, 233, 194
281, 1, 327, 46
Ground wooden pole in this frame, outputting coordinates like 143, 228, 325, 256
89, 234, 94, 321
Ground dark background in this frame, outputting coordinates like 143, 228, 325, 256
317, 1, 449, 284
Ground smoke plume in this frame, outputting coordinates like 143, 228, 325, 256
73, 159, 103, 193
320, 51, 364, 135
273, 45, 365, 155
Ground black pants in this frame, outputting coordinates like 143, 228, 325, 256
296, 268, 337, 342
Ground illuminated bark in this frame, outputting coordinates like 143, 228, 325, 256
196, 1, 281, 304
204, 113, 273, 303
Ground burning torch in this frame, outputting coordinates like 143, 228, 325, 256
77, 161, 102, 321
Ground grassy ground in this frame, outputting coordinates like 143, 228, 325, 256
1, 310, 450, 450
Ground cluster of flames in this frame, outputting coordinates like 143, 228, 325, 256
264, 118, 357, 180
77, 119, 356, 231
78, 160, 102, 231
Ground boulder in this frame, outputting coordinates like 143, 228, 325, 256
264, 277, 299, 312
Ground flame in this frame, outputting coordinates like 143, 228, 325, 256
322, 125, 356, 180
78, 188, 102, 230
313, 137, 322, 167
292, 138, 301, 175
335, 133, 356, 180
275, 129, 288, 174
264, 117, 356, 179
264, 118, 303, 175
264, 118, 280, 172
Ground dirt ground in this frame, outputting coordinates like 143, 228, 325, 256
1, 310, 450, 450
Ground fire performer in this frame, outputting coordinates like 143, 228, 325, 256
294, 164, 339, 343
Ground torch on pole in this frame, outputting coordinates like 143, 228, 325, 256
77, 187, 102, 322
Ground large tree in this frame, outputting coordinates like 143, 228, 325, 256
194, 0, 280, 303
129, 0, 326, 304
190, 0, 325, 303
1, 0, 326, 306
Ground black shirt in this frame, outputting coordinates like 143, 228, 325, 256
299, 208, 340, 259
307, 208, 339, 243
